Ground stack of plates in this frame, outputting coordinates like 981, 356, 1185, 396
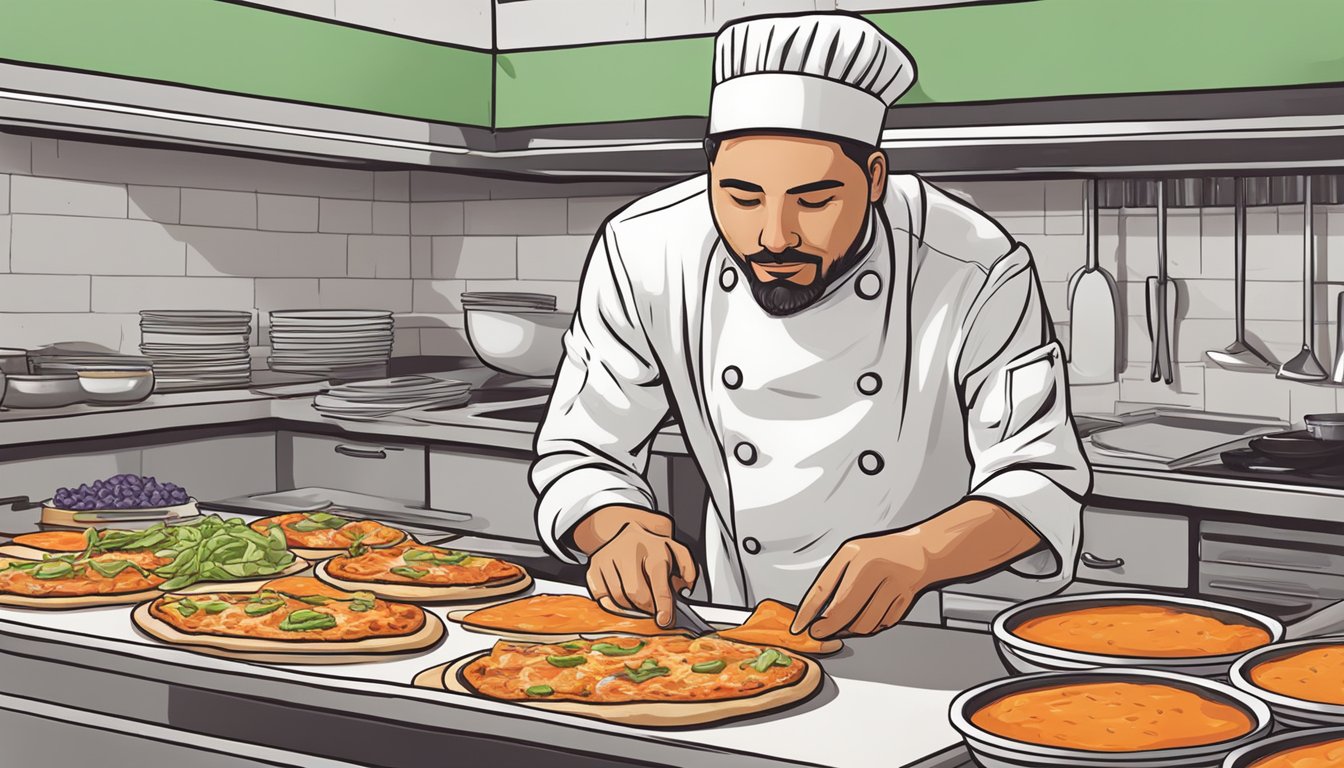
312, 376, 470, 419
139, 310, 253, 391
461, 292, 557, 312
268, 310, 394, 376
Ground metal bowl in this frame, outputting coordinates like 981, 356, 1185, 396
993, 592, 1283, 678
464, 308, 571, 378
77, 369, 155, 405
1230, 638, 1344, 729
1222, 726, 1344, 768
4, 374, 83, 409
951, 668, 1273, 768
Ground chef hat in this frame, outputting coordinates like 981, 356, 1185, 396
709, 14, 915, 147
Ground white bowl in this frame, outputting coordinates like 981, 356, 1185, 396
1222, 726, 1344, 767
951, 668, 1273, 768
77, 369, 155, 405
4, 374, 83, 408
993, 592, 1283, 678
464, 308, 571, 378
1230, 638, 1344, 729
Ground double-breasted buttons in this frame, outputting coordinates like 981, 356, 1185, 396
722, 366, 743, 389
734, 441, 758, 466
742, 537, 762, 555
857, 372, 882, 395
856, 270, 883, 300
858, 450, 885, 475
720, 266, 739, 292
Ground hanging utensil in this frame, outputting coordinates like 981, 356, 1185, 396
1146, 180, 1177, 384
1067, 179, 1121, 384
1207, 178, 1274, 370
1277, 175, 1327, 381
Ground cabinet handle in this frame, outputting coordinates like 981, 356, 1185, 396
334, 444, 390, 460
1080, 552, 1125, 569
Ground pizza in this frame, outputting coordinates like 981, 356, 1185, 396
424, 634, 822, 727
131, 576, 444, 664
0, 550, 169, 608
0, 531, 98, 559
249, 512, 407, 559
448, 594, 690, 642
316, 543, 531, 602
715, 599, 844, 656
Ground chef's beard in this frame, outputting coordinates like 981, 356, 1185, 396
735, 226, 871, 317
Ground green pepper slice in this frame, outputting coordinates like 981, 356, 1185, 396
591, 640, 645, 657
691, 660, 726, 674
524, 685, 554, 697
545, 654, 587, 668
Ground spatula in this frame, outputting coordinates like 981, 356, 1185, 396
1067, 179, 1121, 384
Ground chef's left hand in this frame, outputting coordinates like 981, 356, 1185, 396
789, 531, 931, 640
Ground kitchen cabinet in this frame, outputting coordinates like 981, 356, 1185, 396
141, 433, 276, 503
1075, 506, 1189, 589
278, 432, 426, 505
1198, 519, 1344, 622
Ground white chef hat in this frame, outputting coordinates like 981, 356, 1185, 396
709, 14, 916, 148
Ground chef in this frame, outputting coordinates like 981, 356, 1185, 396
532, 13, 1090, 640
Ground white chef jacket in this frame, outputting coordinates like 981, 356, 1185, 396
532, 173, 1091, 607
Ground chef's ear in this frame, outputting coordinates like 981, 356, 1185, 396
866, 150, 887, 202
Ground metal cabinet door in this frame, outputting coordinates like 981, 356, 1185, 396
1076, 507, 1190, 589
280, 432, 425, 504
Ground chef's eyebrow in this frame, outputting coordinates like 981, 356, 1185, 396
719, 179, 764, 193
786, 179, 844, 195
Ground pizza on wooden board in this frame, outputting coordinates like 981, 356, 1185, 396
249, 512, 407, 559
316, 543, 531, 601
422, 634, 822, 727
132, 576, 443, 664
448, 594, 691, 642
0, 550, 169, 608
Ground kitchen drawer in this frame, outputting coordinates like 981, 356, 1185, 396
280, 433, 425, 504
142, 433, 276, 502
428, 447, 540, 541
1075, 507, 1189, 589
1201, 560, 1344, 621
1201, 520, 1344, 576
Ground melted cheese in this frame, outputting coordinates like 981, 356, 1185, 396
1012, 604, 1271, 657
326, 545, 523, 585
716, 599, 841, 655
1251, 645, 1344, 705
0, 551, 168, 596
1250, 739, 1344, 768
462, 594, 684, 636
249, 514, 404, 550
12, 531, 94, 552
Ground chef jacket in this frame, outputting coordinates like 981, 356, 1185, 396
532, 173, 1091, 607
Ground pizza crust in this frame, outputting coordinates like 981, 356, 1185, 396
131, 603, 445, 665
444, 609, 690, 644
423, 650, 823, 727
0, 588, 163, 609
0, 544, 77, 560
314, 561, 533, 603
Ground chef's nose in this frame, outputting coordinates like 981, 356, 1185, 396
757, 207, 799, 253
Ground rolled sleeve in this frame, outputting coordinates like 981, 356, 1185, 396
531, 225, 671, 564
958, 243, 1091, 585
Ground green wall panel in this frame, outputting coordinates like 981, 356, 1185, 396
0, 0, 492, 126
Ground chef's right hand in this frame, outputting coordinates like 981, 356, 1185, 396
572, 505, 697, 628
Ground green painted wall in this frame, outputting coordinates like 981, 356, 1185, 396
0, 0, 492, 126
496, 0, 1344, 128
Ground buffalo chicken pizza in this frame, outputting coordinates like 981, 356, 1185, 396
249, 511, 407, 559
448, 594, 689, 641
0, 550, 169, 608
316, 543, 531, 601
132, 576, 443, 663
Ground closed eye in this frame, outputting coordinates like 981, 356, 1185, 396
798, 196, 834, 209
731, 196, 762, 208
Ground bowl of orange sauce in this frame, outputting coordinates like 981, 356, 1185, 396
993, 592, 1282, 678
1223, 726, 1344, 768
951, 668, 1273, 768
1231, 639, 1344, 729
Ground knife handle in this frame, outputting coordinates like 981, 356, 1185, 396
1146, 276, 1161, 382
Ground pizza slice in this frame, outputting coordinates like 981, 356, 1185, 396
448, 594, 690, 642
424, 634, 822, 727
249, 512, 407, 559
132, 576, 443, 664
316, 543, 531, 602
0, 530, 99, 559
0, 550, 170, 608
716, 599, 844, 656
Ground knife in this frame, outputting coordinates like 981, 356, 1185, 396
598, 595, 717, 636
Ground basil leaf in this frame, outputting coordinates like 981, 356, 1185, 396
297, 594, 332, 606
592, 640, 645, 657
289, 513, 348, 532
87, 559, 133, 578
201, 601, 230, 614
622, 658, 670, 684
545, 654, 587, 668
244, 600, 283, 617
174, 599, 199, 618
739, 649, 793, 673
525, 685, 554, 697
691, 660, 726, 674
402, 549, 437, 562
33, 561, 74, 580
390, 566, 428, 579
349, 598, 375, 612
158, 574, 197, 592
278, 610, 337, 632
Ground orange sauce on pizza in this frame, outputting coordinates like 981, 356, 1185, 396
971, 681, 1254, 752
462, 594, 684, 636
463, 635, 805, 703
0, 551, 168, 596
1250, 645, 1344, 705
1012, 604, 1271, 658
717, 599, 840, 655
12, 531, 92, 552
250, 513, 405, 550
148, 576, 424, 642
326, 544, 523, 586
1250, 739, 1344, 768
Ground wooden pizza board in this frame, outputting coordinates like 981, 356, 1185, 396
0, 588, 164, 610
413, 649, 823, 728
313, 560, 533, 603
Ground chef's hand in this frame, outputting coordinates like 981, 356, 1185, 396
789, 531, 930, 640
571, 505, 697, 629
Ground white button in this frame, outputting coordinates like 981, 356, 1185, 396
734, 442, 757, 465
742, 537, 761, 555
857, 372, 882, 395
859, 450, 884, 475
856, 270, 882, 299
720, 267, 738, 292
722, 366, 743, 389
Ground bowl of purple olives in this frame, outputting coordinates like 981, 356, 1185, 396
48, 474, 195, 514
